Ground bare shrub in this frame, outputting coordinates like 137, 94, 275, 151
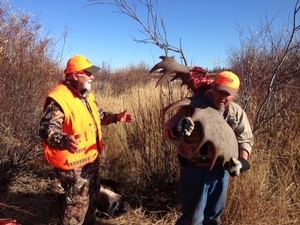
93, 61, 151, 98
0, 1, 63, 191
223, 1, 300, 223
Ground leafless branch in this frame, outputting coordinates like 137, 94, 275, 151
0, 202, 36, 216
254, 0, 300, 130
88, 0, 187, 65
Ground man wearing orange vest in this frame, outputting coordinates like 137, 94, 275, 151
39, 55, 133, 225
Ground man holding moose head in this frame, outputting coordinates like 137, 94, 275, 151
165, 71, 254, 225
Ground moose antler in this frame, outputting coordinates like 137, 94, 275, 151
149, 56, 212, 94
162, 96, 239, 170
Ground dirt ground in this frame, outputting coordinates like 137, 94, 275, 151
0, 171, 179, 225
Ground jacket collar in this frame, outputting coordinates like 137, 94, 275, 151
63, 80, 89, 99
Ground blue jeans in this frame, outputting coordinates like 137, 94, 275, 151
176, 163, 230, 225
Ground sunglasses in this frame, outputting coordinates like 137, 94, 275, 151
76, 70, 93, 77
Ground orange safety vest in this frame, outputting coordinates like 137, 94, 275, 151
43, 84, 103, 170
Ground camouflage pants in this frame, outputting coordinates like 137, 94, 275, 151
55, 156, 100, 225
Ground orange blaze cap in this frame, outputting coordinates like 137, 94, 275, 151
214, 71, 240, 96
64, 55, 101, 74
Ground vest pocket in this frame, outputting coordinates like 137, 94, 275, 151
67, 147, 92, 169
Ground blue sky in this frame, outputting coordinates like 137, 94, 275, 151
9, 0, 296, 70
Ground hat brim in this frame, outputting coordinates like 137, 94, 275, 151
84, 65, 101, 74
215, 85, 237, 96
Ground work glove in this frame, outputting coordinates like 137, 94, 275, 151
172, 117, 195, 137
226, 158, 250, 177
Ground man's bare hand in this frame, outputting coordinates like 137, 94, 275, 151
66, 134, 82, 153
117, 110, 134, 122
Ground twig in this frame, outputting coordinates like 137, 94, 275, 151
0, 203, 36, 217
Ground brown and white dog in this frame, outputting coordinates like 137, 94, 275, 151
96, 179, 131, 218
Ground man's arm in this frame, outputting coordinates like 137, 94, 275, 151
226, 107, 253, 177
39, 98, 68, 150
98, 107, 118, 125
98, 106, 134, 125
239, 149, 249, 160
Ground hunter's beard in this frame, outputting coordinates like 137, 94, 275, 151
84, 81, 92, 91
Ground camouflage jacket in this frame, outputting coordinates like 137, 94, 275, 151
39, 80, 118, 150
